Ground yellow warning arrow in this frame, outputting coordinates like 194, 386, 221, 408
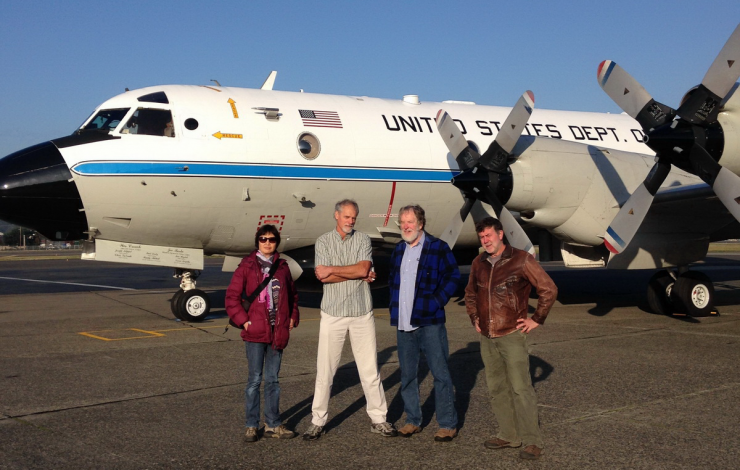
228, 98, 239, 118
213, 131, 243, 140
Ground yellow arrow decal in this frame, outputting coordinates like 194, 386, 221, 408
228, 98, 239, 118
213, 132, 243, 140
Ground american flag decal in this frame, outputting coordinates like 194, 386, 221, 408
299, 109, 343, 128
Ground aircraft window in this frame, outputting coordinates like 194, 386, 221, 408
137, 91, 169, 104
82, 108, 130, 132
297, 133, 320, 160
184, 118, 199, 130
467, 141, 480, 154
121, 108, 175, 137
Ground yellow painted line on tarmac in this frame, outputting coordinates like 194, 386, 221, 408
78, 313, 389, 341
78, 329, 165, 341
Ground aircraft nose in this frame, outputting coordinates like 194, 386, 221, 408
0, 141, 88, 240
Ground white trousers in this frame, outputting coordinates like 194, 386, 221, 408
311, 311, 388, 426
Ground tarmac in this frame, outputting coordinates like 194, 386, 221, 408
1, 254, 740, 469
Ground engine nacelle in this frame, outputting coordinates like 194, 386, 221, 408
505, 137, 655, 246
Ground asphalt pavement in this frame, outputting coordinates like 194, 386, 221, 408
1, 254, 740, 469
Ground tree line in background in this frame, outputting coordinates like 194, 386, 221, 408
0, 225, 47, 247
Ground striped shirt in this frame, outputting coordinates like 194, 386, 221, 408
315, 229, 373, 317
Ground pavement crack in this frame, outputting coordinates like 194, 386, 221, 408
5, 381, 246, 421
547, 382, 740, 427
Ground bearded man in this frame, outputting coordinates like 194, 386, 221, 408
387, 204, 461, 442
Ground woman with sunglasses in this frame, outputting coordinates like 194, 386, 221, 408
225, 224, 300, 442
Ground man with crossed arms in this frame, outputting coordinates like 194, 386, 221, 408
302, 199, 397, 440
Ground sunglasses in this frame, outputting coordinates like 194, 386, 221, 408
258, 236, 277, 243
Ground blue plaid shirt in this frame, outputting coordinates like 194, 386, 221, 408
388, 232, 460, 327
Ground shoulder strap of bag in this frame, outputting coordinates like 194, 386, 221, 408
245, 259, 280, 302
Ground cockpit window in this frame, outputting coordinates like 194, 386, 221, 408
121, 108, 175, 137
137, 91, 169, 104
82, 108, 130, 132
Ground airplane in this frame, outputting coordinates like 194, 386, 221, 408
1, 24, 739, 322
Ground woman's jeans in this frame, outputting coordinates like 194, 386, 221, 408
245, 341, 283, 428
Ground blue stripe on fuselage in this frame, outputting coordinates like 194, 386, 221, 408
70, 161, 459, 182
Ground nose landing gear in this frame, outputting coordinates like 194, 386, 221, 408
647, 269, 718, 317
170, 269, 211, 322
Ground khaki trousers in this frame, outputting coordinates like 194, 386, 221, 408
480, 330, 543, 448
310, 311, 388, 426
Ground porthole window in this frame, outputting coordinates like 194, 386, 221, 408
184, 118, 199, 130
297, 132, 320, 160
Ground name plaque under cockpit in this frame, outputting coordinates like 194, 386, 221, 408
94, 239, 204, 269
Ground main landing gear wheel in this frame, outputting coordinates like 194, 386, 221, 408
646, 270, 675, 316
671, 271, 714, 318
175, 289, 211, 322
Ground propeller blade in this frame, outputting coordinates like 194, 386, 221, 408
597, 60, 675, 131
700, 23, 740, 103
677, 24, 740, 125
439, 198, 476, 249
689, 144, 740, 221
603, 161, 671, 254
436, 109, 480, 170
479, 91, 535, 172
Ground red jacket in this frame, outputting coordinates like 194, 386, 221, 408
225, 251, 300, 349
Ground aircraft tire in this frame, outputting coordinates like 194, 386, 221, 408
646, 270, 674, 316
170, 289, 185, 319
671, 272, 714, 317
176, 289, 211, 322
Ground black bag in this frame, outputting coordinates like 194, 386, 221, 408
227, 260, 280, 330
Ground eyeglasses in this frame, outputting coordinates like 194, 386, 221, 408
258, 236, 277, 243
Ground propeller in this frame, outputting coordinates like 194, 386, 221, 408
437, 91, 535, 254
599, 23, 740, 254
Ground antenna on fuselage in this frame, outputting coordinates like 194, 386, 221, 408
211, 79, 221, 86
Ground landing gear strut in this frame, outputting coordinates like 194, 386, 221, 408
171, 269, 211, 322
647, 269, 717, 317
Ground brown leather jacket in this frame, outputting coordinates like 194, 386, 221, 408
465, 245, 557, 338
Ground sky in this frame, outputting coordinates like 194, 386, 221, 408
0, 0, 738, 157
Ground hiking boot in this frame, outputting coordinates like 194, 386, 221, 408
264, 424, 297, 439
520, 445, 543, 460
244, 427, 259, 442
433, 428, 458, 442
302, 423, 323, 441
370, 421, 398, 437
484, 437, 521, 449
398, 423, 422, 437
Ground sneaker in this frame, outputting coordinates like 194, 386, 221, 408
484, 437, 521, 449
398, 423, 422, 437
434, 428, 458, 442
520, 445, 543, 460
302, 423, 323, 441
264, 424, 297, 439
370, 421, 398, 437
244, 427, 259, 443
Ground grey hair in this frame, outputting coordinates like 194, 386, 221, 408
398, 204, 426, 229
334, 199, 359, 214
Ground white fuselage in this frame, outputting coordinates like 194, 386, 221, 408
60, 85, 700, 256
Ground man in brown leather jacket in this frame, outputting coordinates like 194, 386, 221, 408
464, 217, 557, 460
